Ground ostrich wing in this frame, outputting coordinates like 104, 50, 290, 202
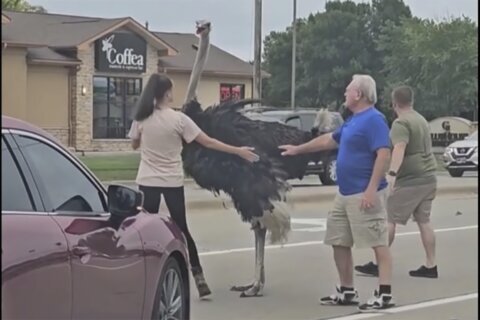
182, 99, 313, 222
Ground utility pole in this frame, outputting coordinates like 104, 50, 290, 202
291, 0, 297, 109
253, 0, 262, 103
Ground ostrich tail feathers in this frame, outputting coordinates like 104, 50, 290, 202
313, 108, 333, 133
257, 200, 292, 245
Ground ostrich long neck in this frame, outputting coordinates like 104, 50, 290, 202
184, 32, 210, 103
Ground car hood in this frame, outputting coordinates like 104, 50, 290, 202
448, 139, 478, 148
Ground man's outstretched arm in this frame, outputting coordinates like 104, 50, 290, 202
279, 133, 338, 156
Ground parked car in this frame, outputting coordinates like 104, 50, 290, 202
442, 130, 478, 177
2, 116, 190, 320
242, 107, 344, 185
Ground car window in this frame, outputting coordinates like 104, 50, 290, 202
285, 117, 302, 130
1, 137, 35, 212
244, 113, 283, 123
14, 135, 106, 214
301, 114, 315, 130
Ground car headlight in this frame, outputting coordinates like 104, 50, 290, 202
445, 147, 454, 153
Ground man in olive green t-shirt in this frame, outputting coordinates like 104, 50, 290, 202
355, 86, 438, 279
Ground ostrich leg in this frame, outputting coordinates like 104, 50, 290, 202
231, 223, 266, 297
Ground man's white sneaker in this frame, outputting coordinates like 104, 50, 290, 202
320, 285, 359, 306
358, 290, 395, 312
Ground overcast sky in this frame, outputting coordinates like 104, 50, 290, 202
30, 0, 478, 61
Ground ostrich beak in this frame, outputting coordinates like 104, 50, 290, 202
195, 20, 211, 35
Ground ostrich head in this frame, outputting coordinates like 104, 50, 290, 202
195, 20, 211, 36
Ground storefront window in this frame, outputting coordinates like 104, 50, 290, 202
220, 83, 245, 102
93, 76, 142, 139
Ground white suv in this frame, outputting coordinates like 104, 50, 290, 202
443, 130, 478, 177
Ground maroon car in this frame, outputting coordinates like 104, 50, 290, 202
2, 116, 190, 320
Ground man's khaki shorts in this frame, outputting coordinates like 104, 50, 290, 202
324, 189, 388, 249
387, 181, 437, 225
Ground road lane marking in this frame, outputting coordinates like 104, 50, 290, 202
199, 224, 478, 257
323, 292, 477, 320
292, 218, 327, 232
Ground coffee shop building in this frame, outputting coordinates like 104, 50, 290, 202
2, 11, 260, 151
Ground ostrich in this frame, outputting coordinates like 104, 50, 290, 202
181, 21, 339, 297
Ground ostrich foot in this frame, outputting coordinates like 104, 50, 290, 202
239, 282, 263, 298
230, 283, 254, 292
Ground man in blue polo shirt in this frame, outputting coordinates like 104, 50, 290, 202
280, 74, 394, 311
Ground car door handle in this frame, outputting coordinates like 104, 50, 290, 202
71, 246, 91, 257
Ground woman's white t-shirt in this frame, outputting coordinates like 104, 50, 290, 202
128, 108, 201, 187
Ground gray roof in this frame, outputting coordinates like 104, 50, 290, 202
2, 10, 125, 47
27, 47, 81, 64
155, 32, 266, 77
2, 11, 261, 77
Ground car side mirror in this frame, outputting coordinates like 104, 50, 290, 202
108, 185, 143, 219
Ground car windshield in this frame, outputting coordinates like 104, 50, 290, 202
466, 131, 478, 140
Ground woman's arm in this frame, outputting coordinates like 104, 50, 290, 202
131, 139, 141, 150
194, 132, 259, 163
128, 121, 141, 150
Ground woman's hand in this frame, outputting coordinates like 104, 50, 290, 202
236, 147, 260, 163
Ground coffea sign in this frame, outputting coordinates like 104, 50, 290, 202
95, 33, 147, 73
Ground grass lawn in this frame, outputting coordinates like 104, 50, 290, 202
79, 152, 447, 182
78, 153, 140, 181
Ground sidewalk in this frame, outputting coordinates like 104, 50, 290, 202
104, 174, 478, 211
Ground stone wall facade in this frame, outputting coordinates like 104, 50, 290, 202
44, 128, 69, 146
73, 40, 158, 152
75, 46, 95, 151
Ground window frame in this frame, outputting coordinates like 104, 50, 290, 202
92, 76, 143, 139
9, 129, 109, 217
219, 83, 246, 102
1, 131, 41, 214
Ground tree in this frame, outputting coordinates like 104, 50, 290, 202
2, 0, 46, 12
295, 6, 375, 109
378, 17, 478, 120
262, 1, 375, 109
262, 30, 295, 106
261, 0, 412, 110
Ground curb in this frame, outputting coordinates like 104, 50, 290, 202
185, 185, 478, 211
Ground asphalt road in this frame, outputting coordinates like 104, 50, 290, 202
183, 193, 478, 320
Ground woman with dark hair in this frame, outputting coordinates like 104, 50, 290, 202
128, 73, 259, 298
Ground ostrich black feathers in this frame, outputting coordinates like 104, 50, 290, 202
182, 99, 315, 222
